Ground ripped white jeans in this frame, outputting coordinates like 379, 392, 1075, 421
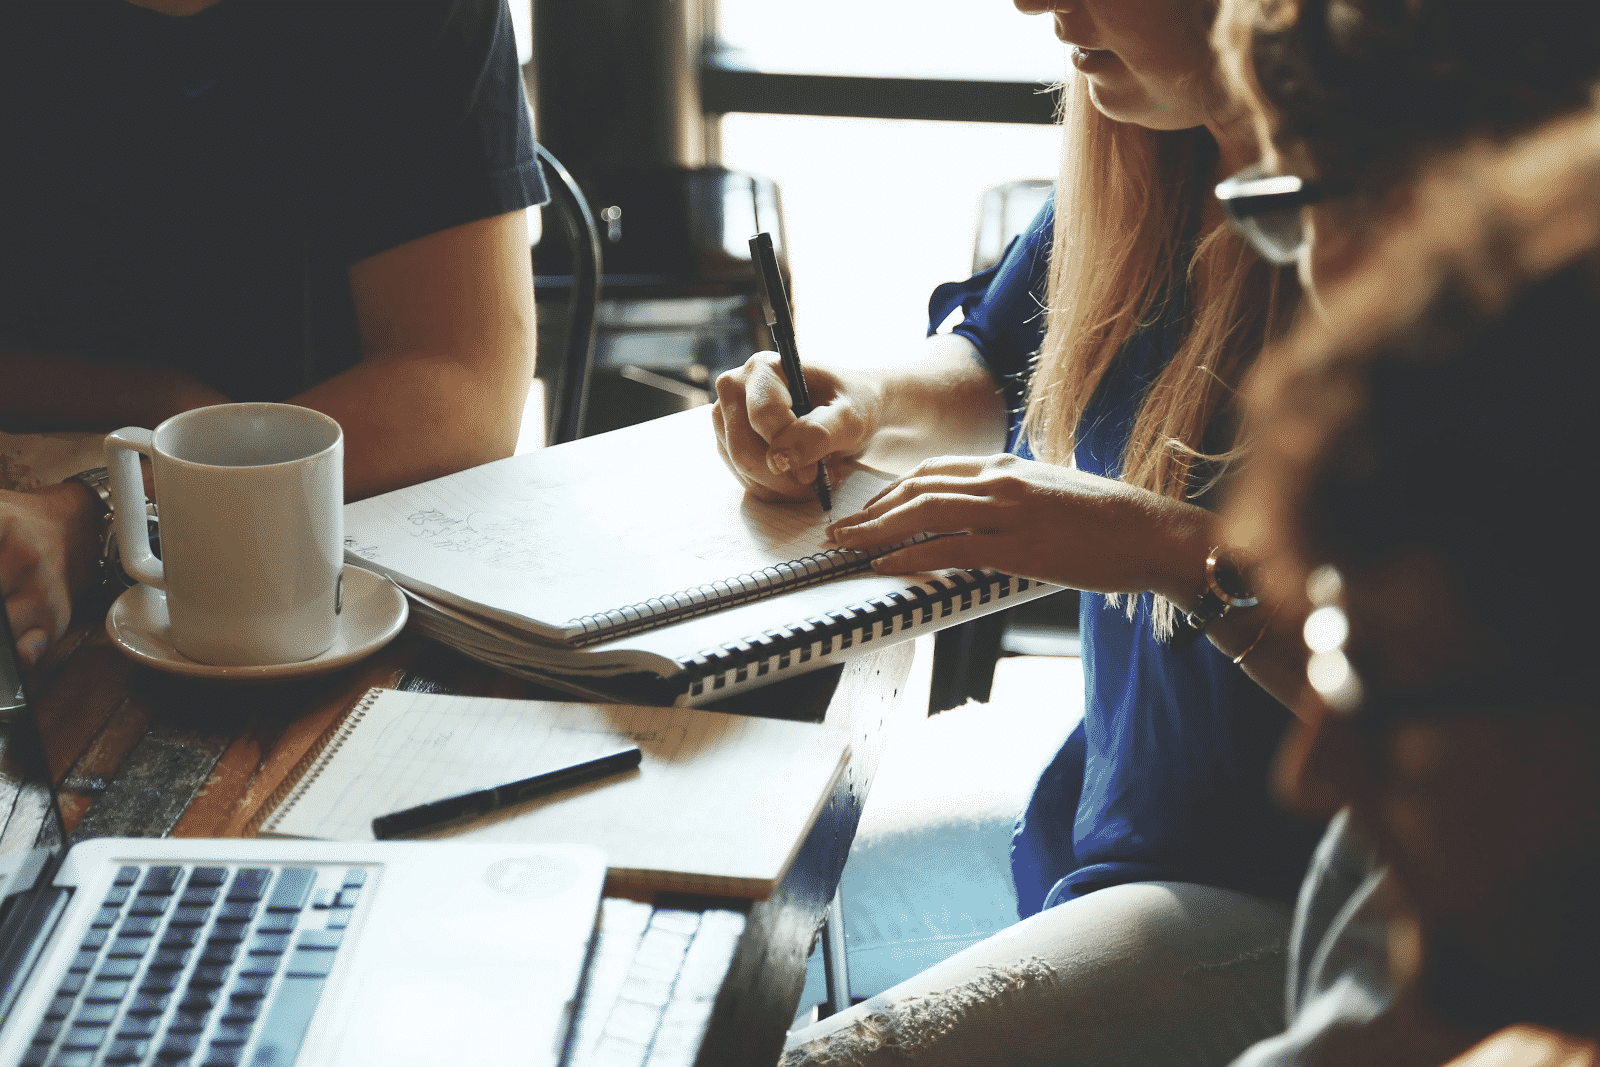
783, 881, 1294, 1067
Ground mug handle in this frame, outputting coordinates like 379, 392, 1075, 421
104, 428, 164, 589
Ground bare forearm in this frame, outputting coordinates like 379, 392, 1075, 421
0, 348, 230, 432
1147, 513, 1314, 718
856, 333, 1008, 471
289, 349, 532, 501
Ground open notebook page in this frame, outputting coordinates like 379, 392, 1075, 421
344, 408, 894, 643
258, 689, 849, 898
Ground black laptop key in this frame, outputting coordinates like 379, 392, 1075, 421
200, 941, 239, 965
230, 976, 271, 1000
266, 868, 314, 912
170, 1010, 209, 1034
250, 975, 325, 1067
296, 928, 343, 950
129, 894, 171, 917
57, 969, 87, 994
212, 1020, 254, 1046
190, 964, 230, 988
86, 979, 131, 1002
341, 868, 366, 888
181, 886, 221, 908
218, 902, 256, 924
285, 947, 336, 979
159, 1031, 202, 1058
254, 911, 295, 934
118, 915, 161, 938
108, 935, 152, 958
73, 1001, 119, 1025
160, 925, 201, 948
46, 994, 75, 1018
117, 1014, 159, 1038
93, 905, 122, 928
69, 949, 98, 972
141, 867, 182, 895
107, 1038, 153, 1063
179, 988, 221, 1013
21, 1041, 50, 1067
113, 866, 140, 886
248, 932, 289, 955
53, 1051, 96, 1067
325, 907, 353, 930
102, 887, 131, 907
61, 1022, 111, 1050
151, 948, 192, 970
237, 955, 280, 979
31, 1017, 62, 1043
171, 906, 211, 927
127, 992, 171, 1016
188, 866, 228, 887
202, 1046, 244, 1067
78, 926, 109, 950
97, 957, 140, 981
210, 920, 249, 943
139, 968, 181, 993
227, 868, 271, 903
225, 998, 264, 1025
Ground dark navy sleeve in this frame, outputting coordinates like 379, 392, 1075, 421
926, 196, 1054, 431
321, 0, 545, 266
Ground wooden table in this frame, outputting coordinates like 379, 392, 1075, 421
1, 611, 921, 1067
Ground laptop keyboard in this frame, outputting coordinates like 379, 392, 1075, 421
23, 862, 368, 1067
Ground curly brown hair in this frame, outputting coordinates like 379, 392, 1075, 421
1229, 109, 1600, 669
1219, 0, 1600, 201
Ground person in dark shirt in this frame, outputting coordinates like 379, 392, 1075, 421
0, 0, 543, 668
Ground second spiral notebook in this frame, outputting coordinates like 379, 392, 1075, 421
344, 407, 1058, 705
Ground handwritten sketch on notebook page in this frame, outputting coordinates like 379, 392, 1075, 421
344, 408, 899, 642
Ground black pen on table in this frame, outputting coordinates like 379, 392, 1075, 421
371, 743, 642, 839
749, 231, 833, 511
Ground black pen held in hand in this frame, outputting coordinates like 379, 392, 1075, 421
371, 743, 642, 839
749, 231, 833, 511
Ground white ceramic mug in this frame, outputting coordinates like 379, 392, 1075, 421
106, 404, 344, 666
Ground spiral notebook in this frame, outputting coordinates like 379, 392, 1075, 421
344, 408, 1058, 705
252, 688, 850, 900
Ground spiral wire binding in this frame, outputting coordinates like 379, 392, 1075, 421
679, 569, 1041, 699
569, 535, 933, 646
250, 687, 384, 836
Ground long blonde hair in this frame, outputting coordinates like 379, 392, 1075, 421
1021, 74, 1293, 634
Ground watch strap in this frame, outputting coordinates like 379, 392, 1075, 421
64, 466, 114, 515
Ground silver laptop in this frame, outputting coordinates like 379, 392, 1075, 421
0, 614, 606, 1067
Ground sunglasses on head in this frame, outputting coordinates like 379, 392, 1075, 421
1215, 164, 1340, 265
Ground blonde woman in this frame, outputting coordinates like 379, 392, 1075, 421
715, 2, 1319, 1064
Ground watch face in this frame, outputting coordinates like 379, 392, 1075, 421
1210, 551, 1258, 606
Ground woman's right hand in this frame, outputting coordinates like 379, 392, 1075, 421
712, 351, 883, 502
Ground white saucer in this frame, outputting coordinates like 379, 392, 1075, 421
106, 563, 409, 682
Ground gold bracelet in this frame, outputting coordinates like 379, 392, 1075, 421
1232, 606, 1277, 666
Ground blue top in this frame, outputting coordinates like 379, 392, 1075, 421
928, 200, 1322, 915
0, 0, 543, 403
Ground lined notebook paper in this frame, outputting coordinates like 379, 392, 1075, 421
255, 688, 849, 899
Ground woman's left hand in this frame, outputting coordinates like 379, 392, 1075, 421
826, 453, 1213, 600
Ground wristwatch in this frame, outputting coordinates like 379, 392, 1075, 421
62, 467, 158, 599
1170, 546, 1258, 649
